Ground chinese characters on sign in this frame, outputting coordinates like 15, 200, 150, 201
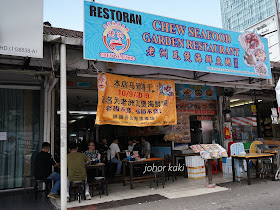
96, 73, 177, 126
176, 98, 216, 115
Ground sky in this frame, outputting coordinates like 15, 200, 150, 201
43, 0, 222, 31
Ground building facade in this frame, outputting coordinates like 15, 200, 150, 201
220, 0, 280, 32
245, 15, 280, 62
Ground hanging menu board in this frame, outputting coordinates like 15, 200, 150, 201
176, 98, 216, 115
177, 84, 216, 100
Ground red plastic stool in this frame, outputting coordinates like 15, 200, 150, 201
219, 158, 223, 172
206, 160, 218, 175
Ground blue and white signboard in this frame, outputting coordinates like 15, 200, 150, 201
177, 84, 216, 100
84, 1, 271, 79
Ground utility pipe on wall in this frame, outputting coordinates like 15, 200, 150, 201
60, 43, 67, 210
51, 90, 55, 157
43, 80, 50, 143
46, 78, 58, 143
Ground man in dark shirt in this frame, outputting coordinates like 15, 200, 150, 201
98, 138, 109, 162
34, 142, 60, 199
133, 138, 143, 157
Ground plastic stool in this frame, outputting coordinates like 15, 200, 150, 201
219, 158, 223, 172
150, 171, 165, 189
92, 177, 108, 198
34, 179, 50, 200
206, 161, 218, 175
69, 181, 86, 203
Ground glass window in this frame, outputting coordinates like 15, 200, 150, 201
0, 89, 41, 190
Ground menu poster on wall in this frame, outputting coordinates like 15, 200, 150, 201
177, 84, 216, 100
176, 113, 191, 143
177, 98, 216, 115
0, 132, 7, 141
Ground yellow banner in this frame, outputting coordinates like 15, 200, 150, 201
96, 73, 177, 127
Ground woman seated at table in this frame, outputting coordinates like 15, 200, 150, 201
84, 141, 100, 162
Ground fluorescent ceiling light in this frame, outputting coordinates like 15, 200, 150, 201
230, 99, 240, 103
57, 111, 97, 115
77, 73, 98, 78
70, 111, 97, 115
231, 100, 255, 108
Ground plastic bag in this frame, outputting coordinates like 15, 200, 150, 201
164, 129, 183, 142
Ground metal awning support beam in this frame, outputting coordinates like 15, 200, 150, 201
44, 34, 83, 46
196, 72, 210, 79
174, 79, 273, 90
193, 72, 198, 80
125, 74, 273, 90
60, 43, 67, 210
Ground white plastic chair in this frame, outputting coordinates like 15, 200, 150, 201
226, 143, 246, 180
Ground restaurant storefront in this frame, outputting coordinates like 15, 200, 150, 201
0, 2, 277, 208
45, 3, 274, 207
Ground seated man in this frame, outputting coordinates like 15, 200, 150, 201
34, 142, 60, 199
107, 138, 122, 175
84, 141, 100, 162
67, 142, 91, 201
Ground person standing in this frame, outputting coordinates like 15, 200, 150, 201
107, 138, 122, 175
133, 138, 143, 157
141, 137, 151, 158
99, 138, 109, 162
67, 142, 91, 201
84, 141, 100, 162
34, 142, 60, 199
127, 139, 135, 152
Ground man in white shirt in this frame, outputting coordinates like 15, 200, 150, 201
107, 138, 122, 175
127, 139, 135, 152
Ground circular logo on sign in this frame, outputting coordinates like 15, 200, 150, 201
161, 84, 174, 96
97, 75, 107, 91
103, 21, 130, 54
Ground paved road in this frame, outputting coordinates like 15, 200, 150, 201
109, 179, 280, 210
